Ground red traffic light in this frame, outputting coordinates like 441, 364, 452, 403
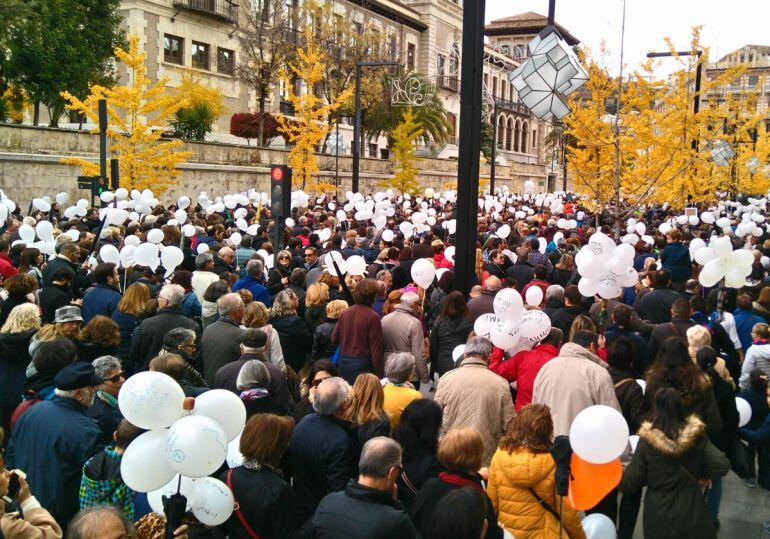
271, 166, 284, 181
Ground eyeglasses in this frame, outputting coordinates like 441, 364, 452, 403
105, 372, 125, 384
304, 253, 315, 258
391, 465, 404, 476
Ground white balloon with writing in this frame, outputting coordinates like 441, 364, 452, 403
411, 258, 436, 289
190, 477, 234, 526
147, 474, 196, 515
120, 429, 176, 492
118, 372, 186, 430
191, 389, 247, 442
166, 415, 228, 478
492, 288, 524, 321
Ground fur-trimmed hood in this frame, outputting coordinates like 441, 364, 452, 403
637, 415, 706, 456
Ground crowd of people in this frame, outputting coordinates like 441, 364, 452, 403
0, 187, 769, 538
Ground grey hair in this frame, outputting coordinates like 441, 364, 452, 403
400, 291, 420, 308
218, 292, 244, 317
159, 283, 185, 307
313, 376, 350, 415
236, 360, 271, 391
464, 336, 492, 362
385, 352, 415, 384
67, 505, 133, 539
163, 327, 196, 348
195, 251, 214, 269
247, 259, 264, 277
376, 269, 391, 281
545, 284, 564, 303
485, 276, 501, 291
270, 289, 297, 318
54, 388, 81, 399
92, 355, 121, 379
358, 437, 402, 478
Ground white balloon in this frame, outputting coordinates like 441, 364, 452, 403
115, 188, 129, 200
118, 372, 185, 430
174, 209, 187, 225
636, 379, 646, 394
182, 224, 196, 238
100, 191, 115, 204
694, 246, 717, 266
582, 513, 617, 539
229, 232, 242, 247
35, 220, 54, 242
161, 246, 185, 274
634, 222, 646, 235
699, 259, 726, 288
191, 389, 247, 442
190, 477, 234, 526
382, 230, 395, 243
197, 243, 210, 254
64, 229, 81, 242
177, 195, 191, 210
147, 229, 164, 244
120, 430, 177, 492
519, 310, 552, 344
147, 474, 196, 515
473, 313, 501, 340
711, 236, 733, 258
55, 192, 69, 205
619, 268, 639, 288
736, 397, 752, 428
577, 253, 604, 280
99, 244, 120, 265
411, 258, 436, 289
324, 251, 346, 277
226, 432, 244, 468
629, 435, 639, 453
569, 405, 629, 464
124, 235, 141, 247
497, 224, 511, 239
525, 286, 544, 306
18, 224, 35, 244
587, 232, 615, 257
166, 415, 228, 478
658, 223, 672, 235
701, 212, 715, 224
444, 246, 455, 264
452, 345, 466, 363
597, 273, 622, 300
493, 288, 524, 321
688, 215, 700, 227
134, 242, 160, 268
119, 245, 136, 268
346, 255, 367, 277
490, 319, 521, 350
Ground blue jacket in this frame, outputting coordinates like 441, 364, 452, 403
734, 308, 766, 352
660, 242, 691, 282
82, 283, 121, 323
112, 310, 143, 364
7, 396, 103, 528
181, 290, 202, 318
232, 275, 271, 307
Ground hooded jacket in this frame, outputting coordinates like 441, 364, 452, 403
739, 342, 770, 390
429, 315, 473, 376
487, 448, 585, 539
532, 343, 621, 437
620, 416, 729, 539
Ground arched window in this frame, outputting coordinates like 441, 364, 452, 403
521, 122, 529, 153
513, 119, 521, 152
505, 117, 513, 150
497, 116, 505, 146
532, 128, 538, 150
446, 112, 457, 139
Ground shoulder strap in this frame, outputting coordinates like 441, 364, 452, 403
528, 488, 561, 522
226, 469, 262, 539
614, 378, 635, 389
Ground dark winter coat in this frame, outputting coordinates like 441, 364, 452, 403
270, 314, 311, 372
620, 416, 730, 539
304, 302, 327, 337
354, 415, 390, 454
75, 340, 118, 364
201, 318, 246, 384
7, 396, 102, 528
38, 283, 73, 324
112, 310, 143, 367
81, 283, 121, 323
505, 262, 534, 292
232, 275, 271, 307
304, 480, 419, 539
644, 373, 724, 437
0, 328, 35, 434
396, 453, 442, 512
660, 241, 692, 282
312, 320, 338, 361
708, 373, 740, 456
218, 465, 307, 539
608, 367, 645, 433
267, 266, 291, 297
85, 391, 123, 444
467, 290, 496, 322
130, 306, 201, 373
604, 326, 651, 377
0, 294, 31, 328
647, 317, 694, 365
429, 316, 474, 377
392, 259, 416, 291
635, 287, 683, 324
549, 304, 586, 338
288, 413, 356, 514
42, 256, 85, 297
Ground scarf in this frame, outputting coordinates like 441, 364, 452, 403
438, 471, 483, 492
240, 388, 270, 401
97, 389, 118, 408
692, 311, 719, 334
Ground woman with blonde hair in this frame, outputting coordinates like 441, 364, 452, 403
242, 301, 285, 372
267, 249, 292, 297
687, 325, 734, 388
304, 282, 330, 335
270, 289, 311, 372
77, 315, 121, 363
318, 271, 342, 301
312, 299, 348, 361
112, 282, 150, 372
0, 303, 42, 435
345, 373, 390, 448
487, 404, 585, 538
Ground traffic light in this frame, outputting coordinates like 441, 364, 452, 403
270, 164, 292, 220
92, 176, 108, 197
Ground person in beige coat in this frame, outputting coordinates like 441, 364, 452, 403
532, 329, 622, 436
381, 293, 429, 386
434, 336, 515, 465
0, 468, 63, 538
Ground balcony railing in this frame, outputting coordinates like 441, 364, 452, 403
173, 0, 238, 24
493, 99, 530, 115
279, 100, 295, 116
436, 75, 460, 92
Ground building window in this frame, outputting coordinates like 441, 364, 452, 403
368, 143, 378, 157
192, 41, 210, 70
492, 76, 498, 98
749, 75, 759, 87
164, 34, 183, 65
389, 35, 398, 61
407, 43, 416, 71
437, 54, 446, 76
217, 48, 235, 75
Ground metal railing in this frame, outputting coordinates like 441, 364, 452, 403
494, 99, 530, 115
436, 75, 460, 92
173, 0, 238, 23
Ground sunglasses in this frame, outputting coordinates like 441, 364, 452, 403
105, 372, 125, 384
304, 253, 315, 258
279, 256, 290, 261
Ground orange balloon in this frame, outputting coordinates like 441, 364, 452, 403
566, 454, 622, 510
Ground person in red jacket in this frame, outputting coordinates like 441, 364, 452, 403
489, 327, 562, 411
0, 240, 18, 280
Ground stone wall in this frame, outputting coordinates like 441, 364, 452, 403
0, 123, 533, 207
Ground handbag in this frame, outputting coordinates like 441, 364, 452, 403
226, 469, 262, 539
730, 438, 753, 479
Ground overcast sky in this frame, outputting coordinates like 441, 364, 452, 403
485, 0, 770, 76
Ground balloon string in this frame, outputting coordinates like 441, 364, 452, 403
177, 474, 182, 494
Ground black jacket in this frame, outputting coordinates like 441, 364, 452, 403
709, 374, 739, 455
549, 304, 586, 338
85, 392, 123, 444
635, 287, 683, 324
355, 415, 390, 454
505, 262, 534, 292
218, 465, 307, 539
271, 314, 311, 372
76, 340, 118, 363
0, 329, 35, 434
429, 316, 473, 376
312, 320, 338, 361
212, 354, 292, 409
201, 318, 246, 384
303, 480, 419, 539
396, 453, 442, 512
288, 413, 356, 514
38, 283, 73, 324
130, 306, 201, 373
42, 256, 86, 297
392, 259, 416, 290
648, 317, 694, 363
0, 294, 31, 328
609, 367, 645, 434
267, 266, 291, 297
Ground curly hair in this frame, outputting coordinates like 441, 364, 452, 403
1, 303, 41, 334
243, 301, 270, 328
270, 289, 297, 318
79, 315, 121, 347
499, 403, 553, 454
4, 273, 37, 296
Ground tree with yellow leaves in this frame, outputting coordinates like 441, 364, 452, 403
381, 107, 422, 194
60, 35, 191, 193
277, 39, 352, 193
